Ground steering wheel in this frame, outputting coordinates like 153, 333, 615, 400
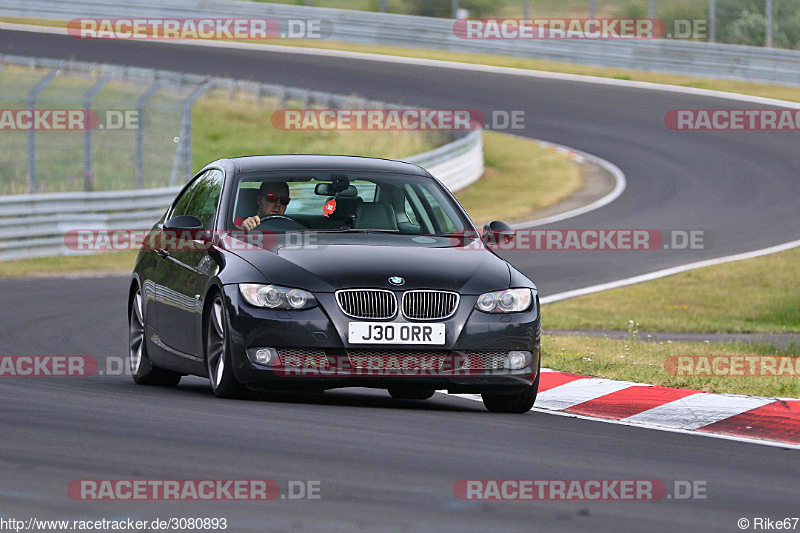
255, 215, 307, 231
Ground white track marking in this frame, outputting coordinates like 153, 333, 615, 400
447, 392, 798, 449
511, 141, 627, 229
540, 238, 800, 304
531, 404, 799, 449
622, 393, 775, 430
535, 378, 644, 410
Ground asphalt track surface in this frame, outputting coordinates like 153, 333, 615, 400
1, 29, 799, 532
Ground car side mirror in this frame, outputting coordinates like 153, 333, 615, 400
164, 215, 203, 230
161, 215, 209, 250
482, 221, 516, 246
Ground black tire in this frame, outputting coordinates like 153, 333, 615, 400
129, 287, 182, 386
205, 293, 247, 398
481, 362, 540, 414
388, 388, 436, 400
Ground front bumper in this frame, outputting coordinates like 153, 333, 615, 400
223, 286, 541, 394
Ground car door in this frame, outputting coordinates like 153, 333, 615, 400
155, 169, 223, 356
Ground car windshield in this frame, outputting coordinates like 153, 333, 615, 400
228, 170, 473, 236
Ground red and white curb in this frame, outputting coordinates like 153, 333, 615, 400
451, 369, 800, 448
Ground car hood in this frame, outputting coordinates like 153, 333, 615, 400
226, 239, 511, 294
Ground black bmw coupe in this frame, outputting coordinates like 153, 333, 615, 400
129, 155, 541, 413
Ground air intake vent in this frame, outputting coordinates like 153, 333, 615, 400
401, 290, 459, 320
335, 289, 397, 319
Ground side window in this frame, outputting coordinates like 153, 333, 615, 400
170, 171, 206, 219
183, 169, 224, 229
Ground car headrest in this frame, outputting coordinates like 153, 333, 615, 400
354, 202, 398, 230
235, 188, 260, 220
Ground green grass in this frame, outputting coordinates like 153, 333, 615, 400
543, 335, 799, 397
191, 90, 443, 168
0, 251, 139, 278
543, 247, 800, 333
456, 132, 582, 227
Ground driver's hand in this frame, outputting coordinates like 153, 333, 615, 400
241, 215, 261, 231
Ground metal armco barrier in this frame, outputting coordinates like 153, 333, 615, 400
1, 0, 799, 86
0, 58, 483, 260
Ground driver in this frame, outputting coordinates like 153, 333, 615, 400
236, 181, 291, 231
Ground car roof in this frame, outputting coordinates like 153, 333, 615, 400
205, 155, 432, 177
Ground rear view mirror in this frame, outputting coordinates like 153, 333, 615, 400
314, 183, 358, 197
482, 221, 516, 246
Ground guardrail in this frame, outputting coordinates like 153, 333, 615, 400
1, 0, 799, 86
0, 55, 483, 261
0, 131, 482, 261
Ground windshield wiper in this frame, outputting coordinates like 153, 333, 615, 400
416, 232, 479, 238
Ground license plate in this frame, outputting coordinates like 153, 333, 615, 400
348, 322, 445, 345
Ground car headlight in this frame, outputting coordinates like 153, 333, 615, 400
239, 284, 317, 310
475, 288, 534, 314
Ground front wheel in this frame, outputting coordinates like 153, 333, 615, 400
129, 287, 181, 386
206, 294, 246, 398
481, 364, 540, 414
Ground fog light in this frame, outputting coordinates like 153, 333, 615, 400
506, 350, 532, 370
248, 347, 278, 365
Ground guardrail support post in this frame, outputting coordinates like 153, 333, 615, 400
765, 0, 773, 48
135, 81, 163, 189
82, 72, 113, 191
709, 0, 716, 43
26, 69, 59, 193
174, 82, 212, 185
